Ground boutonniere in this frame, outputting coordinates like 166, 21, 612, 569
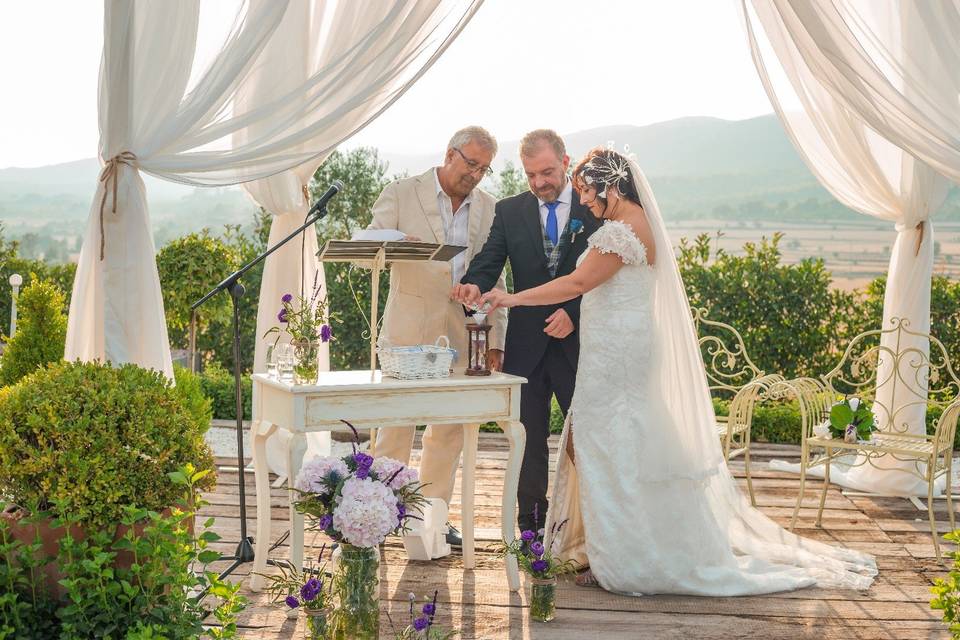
569, 218, 584, 241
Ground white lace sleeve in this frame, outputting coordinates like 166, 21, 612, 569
587, 221, 647, 265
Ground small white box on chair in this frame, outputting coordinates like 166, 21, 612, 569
402, 497, 452, 560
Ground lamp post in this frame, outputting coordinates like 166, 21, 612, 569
8, 273, 22, 337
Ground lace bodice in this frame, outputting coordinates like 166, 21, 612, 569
577, 220, 654, 320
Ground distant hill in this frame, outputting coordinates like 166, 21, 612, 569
2, 113, 956, 253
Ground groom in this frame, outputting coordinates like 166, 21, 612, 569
453, 129, 600, 533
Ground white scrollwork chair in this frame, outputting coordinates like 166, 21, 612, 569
693, 307, 784, 506
771, 318, 960, 560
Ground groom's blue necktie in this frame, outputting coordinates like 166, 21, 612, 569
545, 201, 560, 246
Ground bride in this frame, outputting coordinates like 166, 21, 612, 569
479, 148, 877, 596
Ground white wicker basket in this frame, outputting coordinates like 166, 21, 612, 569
378, 336, 457, 380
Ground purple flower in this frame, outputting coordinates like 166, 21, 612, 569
285, 595, 300, 609
531, 559, 549, 574
318, 514, 333, 530
397, 503, 407, 523
353, 452, 374, 469
300, 577, 321, 601
520, 530, 536, 542
413, 617, 430, 632
529, 541, 544, 557
355, 466, 369, 480
282, 293, 293, 303
422, 602, 436, 616
320, 324, 332, 343
278, 308, 288, 323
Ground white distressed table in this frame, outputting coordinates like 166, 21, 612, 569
247, 370, 527, 591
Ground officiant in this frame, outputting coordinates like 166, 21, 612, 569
367, 125, 508, 548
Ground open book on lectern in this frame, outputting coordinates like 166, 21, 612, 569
317, 234, 466, 264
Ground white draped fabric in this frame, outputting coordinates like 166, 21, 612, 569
741, 0, 960, 495
66, 0, 483, 381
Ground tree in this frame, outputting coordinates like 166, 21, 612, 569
0, 279, 67, 386
493, 161, 528, 199
156, 231, 237, 353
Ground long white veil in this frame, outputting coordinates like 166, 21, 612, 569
546, 157, 877, 591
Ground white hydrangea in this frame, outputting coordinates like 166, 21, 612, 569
295, 455, 350, 493
332, 477, 400, 548
370, 456, 419, 490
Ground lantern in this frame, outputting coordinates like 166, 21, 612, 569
465, 319, 492, 376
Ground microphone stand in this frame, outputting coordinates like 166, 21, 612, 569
190, 196, 333, 581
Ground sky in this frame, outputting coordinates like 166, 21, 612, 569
0, 0, 775, 169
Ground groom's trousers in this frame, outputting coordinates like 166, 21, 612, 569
517, 339, 576, 532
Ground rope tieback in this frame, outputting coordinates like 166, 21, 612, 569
915, 220, 926, 257
98, 151, 138, 260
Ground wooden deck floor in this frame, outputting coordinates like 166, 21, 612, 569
200, 434, 955, 639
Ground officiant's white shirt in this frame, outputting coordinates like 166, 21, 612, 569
537, 180, 572, 235
434, 168, 472, 284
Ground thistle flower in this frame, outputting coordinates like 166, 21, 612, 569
320, 323, 332, 342
413, 617, 430, 631
282, 293, 293, 303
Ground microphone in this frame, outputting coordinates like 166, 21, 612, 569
307, 180, 343, 217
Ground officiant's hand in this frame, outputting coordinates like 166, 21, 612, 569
544, 309, 574, 339
487, 349, 504, 372
403, 234, 422, 242
450, 283, 482, 306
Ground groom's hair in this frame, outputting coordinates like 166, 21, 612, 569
519, 129, 566, 161
447, 126, 498, 155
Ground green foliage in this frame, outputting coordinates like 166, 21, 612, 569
0, 224, 75, 327
200, 214, 271, 374
493, 161, 528, 199
156, 231, 236, 349
0, 466, 246, 639
829, 398, 876, 439
310, 148, 393, 370
173, 364, 214, 433
931, 530, 960, 638
679, 232, 858, 379
0, 361, 215, 529
198, 363, 252, 421
0, 279, 67, 386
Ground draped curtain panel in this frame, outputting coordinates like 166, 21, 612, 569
66, 0, 483, 382
741, 0, 960, 494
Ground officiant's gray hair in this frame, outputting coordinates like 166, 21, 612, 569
447, 126, 498, 155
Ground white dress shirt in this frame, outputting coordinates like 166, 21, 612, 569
434, 168, 472, 284
538, 180, 573, 238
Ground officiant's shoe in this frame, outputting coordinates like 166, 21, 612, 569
445, 523, 462, 548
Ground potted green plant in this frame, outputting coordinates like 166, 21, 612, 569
0, 360, 216, 597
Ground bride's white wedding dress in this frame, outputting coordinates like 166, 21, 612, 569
544, 163, 877, 596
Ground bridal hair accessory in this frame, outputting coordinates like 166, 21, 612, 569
579, 151, 631, 199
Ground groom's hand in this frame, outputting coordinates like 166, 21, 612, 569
450, 283, 481, 306
544, 309, 574, 339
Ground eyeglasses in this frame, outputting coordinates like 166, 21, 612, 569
453, 147, 493, 177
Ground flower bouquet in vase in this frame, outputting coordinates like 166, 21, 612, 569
499, 506, 579, 622
257, 548, 333, 639
264, 272, 333, 385
293, 421, 426, 640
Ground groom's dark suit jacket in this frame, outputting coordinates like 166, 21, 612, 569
461, 189, 601, 378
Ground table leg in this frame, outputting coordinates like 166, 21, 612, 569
461, 423, 480, 569
287, 432, 308, 575
502, 420, 526, 591
250, 418, 277, 591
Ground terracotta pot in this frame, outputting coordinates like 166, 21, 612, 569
1, 504, 195, 601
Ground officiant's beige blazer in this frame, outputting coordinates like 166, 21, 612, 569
369, 167, 507, 355
367, 167, 508, 505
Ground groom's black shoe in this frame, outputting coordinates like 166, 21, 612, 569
445, 522, 462, 549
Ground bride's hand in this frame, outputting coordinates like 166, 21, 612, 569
480, 289, 517, 310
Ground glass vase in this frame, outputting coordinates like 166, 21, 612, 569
304, 607, 330, 639
330, 544, 380, 640
529, 576, 556, 622
291, 339, 320, 385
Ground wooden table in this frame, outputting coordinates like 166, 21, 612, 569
247, 370, 527, 591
